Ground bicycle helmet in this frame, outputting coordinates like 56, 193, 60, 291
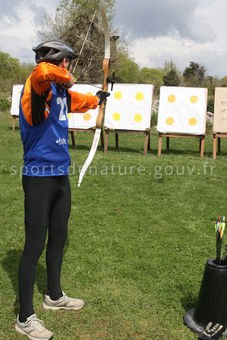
32, 40, 77, 64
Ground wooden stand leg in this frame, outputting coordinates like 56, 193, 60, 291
101, 129, 104, 150
115, 132, 119, 149
144, 131, 149, 155
148, 133, 151, 152
158, 134, 163, 156
200, 136, 205, 158
213, 134, 217, 159
12, 116, 16, 132
104, 130, 109, 153
166, 137, 170, 150
218, 137, 221, 153
70, 131, 75, 147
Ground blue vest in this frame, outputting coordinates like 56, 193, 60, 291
19, 83, 70, 176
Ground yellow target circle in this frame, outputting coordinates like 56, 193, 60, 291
136, 92, 144, 101
189, 117, 197, 126
67, 113, 72, 119
168, 95, 176, 103
166, 116, 174, 126
190, 96, 198, 104
114, 91, 122, 100
113, 112, 121, 121
134, 114, 142, 122
83, 113, 91, 121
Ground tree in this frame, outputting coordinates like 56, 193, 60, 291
220, 76, 227, 87
0, 52, 21, 80
183, 61, 206, 87
113, 50, 139, 83
162, 60, 180, 86
163, 69, 180, 86
137, 67, 165, 96
39, 0, 117, 84
0, 51, 34, 92
138, 67, 165, 86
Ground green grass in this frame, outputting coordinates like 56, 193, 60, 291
1, 111, 227, 339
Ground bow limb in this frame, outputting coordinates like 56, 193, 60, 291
78, 3, 110, 187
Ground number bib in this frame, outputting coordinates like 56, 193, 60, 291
19, 83, 71, 176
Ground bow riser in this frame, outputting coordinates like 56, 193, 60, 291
96, 58, 109, 129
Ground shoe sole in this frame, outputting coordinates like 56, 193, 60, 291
42, 301, 84, 311
15, 324, 53, 340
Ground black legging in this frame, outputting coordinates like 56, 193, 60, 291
19, 175, 71, 322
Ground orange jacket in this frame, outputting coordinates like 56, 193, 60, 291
21, 62, 99, 126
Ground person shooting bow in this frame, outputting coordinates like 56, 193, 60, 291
15, 40, 109, 339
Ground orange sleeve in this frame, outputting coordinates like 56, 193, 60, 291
30, 62, 71, 95
21, 76, 33, 126
68, 90, 99, 113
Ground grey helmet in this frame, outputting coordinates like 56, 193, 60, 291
32, 40, 77, 64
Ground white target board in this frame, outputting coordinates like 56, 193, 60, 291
68, 84, 101, 129
157, 86, 208, 135
11, 84, 23, 116
104, 84, 153, 131
213, 87, 227, 133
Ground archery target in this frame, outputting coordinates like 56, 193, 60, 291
157, 86, 207, 134
68, 84, 101, 129
213, 87, 227, 133
11, 84, 24, 116
104, 84, 153, 131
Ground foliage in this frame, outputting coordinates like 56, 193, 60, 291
113, 50, 140, 83
0, 97, 10, 111
163, 69, 180, 86
0, 52, 21, 80
162, 60, 180, 87
207, 98, 214, 113
0, 51, 34, 93
219, 76, 227, 87
151, 110, 158, 126
39, 0, 117, 83
138, 67, 164, 87
2, 110, 227, 339
203, 76, 215, 96
206, 120, 213, 133
183, 61, 206, 87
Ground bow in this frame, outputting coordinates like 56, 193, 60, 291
78, 3, 110, 187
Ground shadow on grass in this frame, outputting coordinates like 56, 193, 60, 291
181, 293, 198, 312
69, 142, 211, 157
175, 281, 198, 312
105, 146, 144, 154
2, 249, 47, 316
213, 151, 227, 158
69, 143, 148, 155
68, 144, 104, 152
8, 126, 20, 131
160, 148, 203, 157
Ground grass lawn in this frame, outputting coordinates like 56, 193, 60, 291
1, 110, 227, 339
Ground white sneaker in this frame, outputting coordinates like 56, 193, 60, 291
42, 291, 84, 311
15, 314, 53, 340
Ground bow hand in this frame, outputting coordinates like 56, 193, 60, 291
96, 90, 110, 105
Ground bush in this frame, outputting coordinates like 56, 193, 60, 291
0, 97, 10, 111
207, 98, 214, 113
206, 120, 213, 134
151, 111, 158, 127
